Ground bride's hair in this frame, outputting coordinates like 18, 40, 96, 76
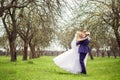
76, 31, 83, 41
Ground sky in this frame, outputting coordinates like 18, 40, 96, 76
0, 19, 4, 36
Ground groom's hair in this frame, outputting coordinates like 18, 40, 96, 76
82, 30, 90, 37
82, 30, 87, 33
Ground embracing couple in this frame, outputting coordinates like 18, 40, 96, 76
53, 30, 90, 74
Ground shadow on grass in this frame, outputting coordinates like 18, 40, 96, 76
57, 71, 73, 75
48, 69, 90, 77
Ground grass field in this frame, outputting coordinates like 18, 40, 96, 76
0, 56, 120, 80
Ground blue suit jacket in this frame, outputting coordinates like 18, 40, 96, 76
76, 39, 90, 53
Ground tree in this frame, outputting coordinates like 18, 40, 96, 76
0, 0, 62, 61
89, 0, 120, 52
63, 0, 120, 58
17, 0, 61, 59
0, 0, 33, 61
17, 11, 35, 60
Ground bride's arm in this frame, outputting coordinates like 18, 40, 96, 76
77, 37, 88, 42
76, 37, 88, 45
76, 32, 88, 41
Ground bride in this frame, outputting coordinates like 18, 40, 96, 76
53, 31, 89, 74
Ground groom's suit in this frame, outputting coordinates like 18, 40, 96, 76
76, 38, 90, 74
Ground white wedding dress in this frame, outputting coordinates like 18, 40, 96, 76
53, 35, 88, 74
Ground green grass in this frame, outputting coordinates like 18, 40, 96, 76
0, 56, 120, 80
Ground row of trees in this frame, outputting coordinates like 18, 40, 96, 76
56, 0, 120, 59
0, 0, 62, 61
0, 0, 119, 61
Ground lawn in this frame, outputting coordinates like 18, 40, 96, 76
0, 56, 120, 80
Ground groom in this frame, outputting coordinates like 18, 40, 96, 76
76, 31, 90, 74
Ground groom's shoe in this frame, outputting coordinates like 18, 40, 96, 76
81, 72, 86, 75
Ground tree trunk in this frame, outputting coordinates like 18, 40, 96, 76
89, 45, 94, 60
111, 1, 120, 51
101, 51, 105, 57
113, 50, 117, 58
37, 47, 41, 57
107, 51, 110, 58
2, 15, 17, 61
96, 49, 100, 57
9, 39, 17, 61
89, 52, 94, 60
113, 27, 120, 49
29, 42, 36, 59
22, 41, 28, 60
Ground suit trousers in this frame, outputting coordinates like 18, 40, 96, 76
79, 52, 87, 74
